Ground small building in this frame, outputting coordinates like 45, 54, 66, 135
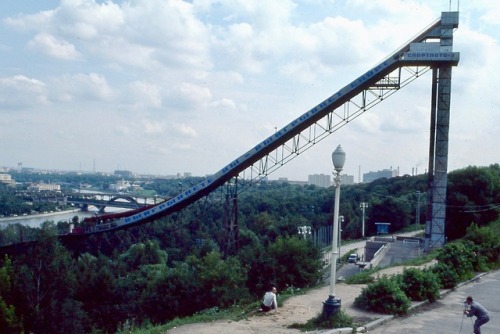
0, 173, 15, 187
29, 182, 61, 192
375, 222, 391, 235
109, 179, 131, 192
363, 169, 398, 183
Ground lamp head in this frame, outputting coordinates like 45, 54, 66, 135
331, 145, 346, 172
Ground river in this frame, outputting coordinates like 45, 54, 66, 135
0, 188, 147, 229
0, 207, 128, 229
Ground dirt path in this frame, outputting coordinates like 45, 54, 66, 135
166, 262, 435, 334
167, 283, 376, 334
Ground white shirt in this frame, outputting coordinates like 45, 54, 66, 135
262, 291, 277, 309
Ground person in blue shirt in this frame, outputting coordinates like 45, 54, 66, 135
464, 296, 490, 334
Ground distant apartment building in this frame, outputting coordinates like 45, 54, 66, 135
109, 180, 131, 192
307, 173, 355, 187
341, 174, 355, 185
29, 182, 61, 192
114, 170, 134, 178
308, 174, 331, 188
0, 173, 15, 186
363, 168, 398, 183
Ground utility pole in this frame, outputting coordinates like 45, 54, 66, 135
360, 202, 368, 238
416, 191, 423, 228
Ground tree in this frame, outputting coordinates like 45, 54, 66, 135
185, 251, 249, 309
119, 240, 168, 270
446, 165, 500, 240
267, 236, 323, 290
0, 256, 23, 333
74, 253, 120, 332
12, 222, 87, 333
367, 198, 410, 235
464, 224, 500, 266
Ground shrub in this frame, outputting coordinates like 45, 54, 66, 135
398, 267, 440, 302
354, 276, 410, 315
464, 224, 500, 267
289, 310, 354, 331
431, 262, 460, 289
435, 242, 475, 281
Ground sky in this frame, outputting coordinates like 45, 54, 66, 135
0, 0, 498, 182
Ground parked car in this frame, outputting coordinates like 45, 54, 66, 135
348, 253, 359, 263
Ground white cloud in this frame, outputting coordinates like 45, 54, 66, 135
210, 98, 236, 110
28, 33, 80, 60
3, 9, 54, 31
142, 119, 164, 135
177, 82, 212, 108
0, 75, 48, 109
173, 123, 198, 137
128, 81, 162, 108
49, 73, 114, 102
58, 0, 125, 37
114, 124, 131, 136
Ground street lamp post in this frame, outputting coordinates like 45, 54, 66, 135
360, 202, 368, 238
298, 226, 311, 239
338, 215, 344, 258
323, 144, 345, 318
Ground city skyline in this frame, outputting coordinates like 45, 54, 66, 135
1, 162, 430, 185
1, 1, 498, 181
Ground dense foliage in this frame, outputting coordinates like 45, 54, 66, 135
0, 164, 498, 331
446, 164, 500, 239
0, 224, 322, 333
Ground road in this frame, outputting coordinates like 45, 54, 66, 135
334, 230, 423, 280
366, 269, 500, 334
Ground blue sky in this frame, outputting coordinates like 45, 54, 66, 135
1, 0, 498, 181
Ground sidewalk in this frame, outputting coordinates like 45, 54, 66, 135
362, 269, 499, 334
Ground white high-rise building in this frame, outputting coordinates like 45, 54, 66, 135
308, 174, 331, 188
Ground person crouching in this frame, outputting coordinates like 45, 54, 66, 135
260, 286, 278, 313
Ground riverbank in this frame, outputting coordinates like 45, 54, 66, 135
0, 209, 81, 223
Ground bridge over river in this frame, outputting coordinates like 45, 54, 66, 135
66, 193, 166, 213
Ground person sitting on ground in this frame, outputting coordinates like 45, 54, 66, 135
464, 295, 490, 334
259, 286, 278, 313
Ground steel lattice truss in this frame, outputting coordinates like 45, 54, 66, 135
42, 12, 458, 253
238, 66, 431, 186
